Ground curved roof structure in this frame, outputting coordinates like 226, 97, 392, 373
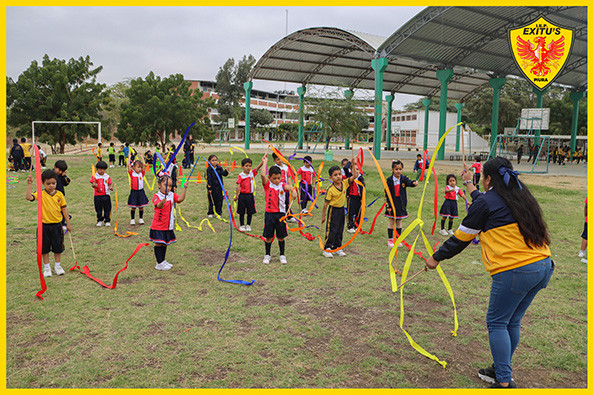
250, 6, 587, 100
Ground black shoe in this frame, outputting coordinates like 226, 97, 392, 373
478, 364, 496, 384
489, 381, 517, 388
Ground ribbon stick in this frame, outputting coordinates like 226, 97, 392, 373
33, 145, 47, 299
181, 157, 201, 188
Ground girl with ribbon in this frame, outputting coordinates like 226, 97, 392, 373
426, 157, 554, 388
346, 164, 365, 234
438, 174, 469, 236
127, 150, 149, 225
149, 174, 190, 271
206, 154, 229, 219
296, 155, 316, 215
385, 160, 418, 248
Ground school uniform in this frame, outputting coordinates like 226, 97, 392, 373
262, 181, 288, 239
346, 174, 365, 230
31, 190, 67, 254
297, 166, 315, 210
272, 163, 292, 184
149, 191, 180, 245
128, 168, 149, 208
236, 170, 258, 215
207, 165, 229, 216
384, 175, 416, 219
471, 162, 481, 187
439, 185, 465, 218
324, 179, 350, 250
90, 172, 112, 223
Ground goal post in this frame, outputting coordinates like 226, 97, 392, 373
31, 121, 102, 146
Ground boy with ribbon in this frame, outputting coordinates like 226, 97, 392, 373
90, 161, 113, 227
234, 157, 265, 232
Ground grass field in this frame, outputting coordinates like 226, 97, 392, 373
5, 148, 587, 388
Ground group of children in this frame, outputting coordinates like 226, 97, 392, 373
26, 146, 481, 275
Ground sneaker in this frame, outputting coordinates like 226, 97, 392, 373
55, 265, 65, 276
104, 222, 111, 227
488, 381, 517, 388
448, 229, 455, 236
130, 219, 136, 225
398, 243, 404, 248
279, 255, 288, 264
239, 225, 246, 232
581, 258, 588, 264
479, 364, 510, 385
155, 261, 171, 271
245, 225, 252, 232
347, 228, 356, 234
138, 218, 145, 225
335, 250, 346, 257
323, 250, 334, 258
208, 214, 214, 218
439, 229, 449, 236
161, 260, 172, 269
288, 217, 298, 223
263, 255, 271, 264
301, 209, 308, 214
96, 221, 103, 227
387, 238, 395, 248
578, 250, 586, 258
43, 266, 52, 278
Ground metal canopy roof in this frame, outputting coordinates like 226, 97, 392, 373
250, 6, 587, 101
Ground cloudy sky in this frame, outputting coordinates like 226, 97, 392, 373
7, 6, 425, 109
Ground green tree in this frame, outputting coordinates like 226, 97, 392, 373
214, 55, 256, 123
117, 72, 215, 147
100, 80, 130, 136
6, 54, 109, 153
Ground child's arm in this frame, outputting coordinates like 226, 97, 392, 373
234, 182, 241, 201
321, 200, 330, 224
90, 176, 98, 189
108, 177, 114, 191
177, 182, 189, 203
254, 155, 266, 173
63, 174, 71, 187
260, 156, 269, 185
62, 206, 72, 232
25, 174, 34, 201
347, 157, 358, 184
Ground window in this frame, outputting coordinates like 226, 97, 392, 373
412, 114, 417, 121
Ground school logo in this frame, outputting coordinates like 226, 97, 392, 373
509, 16, 574, 90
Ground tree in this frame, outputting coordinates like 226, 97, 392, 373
6, 54, 109, 153
307, 91, 369, 150
117, 72, 215, 147
100, 80, 130, 136
214, 55, 256, 123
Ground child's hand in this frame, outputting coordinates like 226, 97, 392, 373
66, 224, 72, 232
27, 174, 33, 184
412, 181, 418, 186
109, 186, 114, 191
233, 195, 238, 201
321, 216, 325, 224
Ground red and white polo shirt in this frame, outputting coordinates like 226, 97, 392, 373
151, 191, 180, 230
264, 181, 288, 213
236, 170, 258, 194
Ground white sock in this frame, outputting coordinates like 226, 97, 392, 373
580, 250, 586, 254
55, 262, 61, 267
44, 264, 50, 270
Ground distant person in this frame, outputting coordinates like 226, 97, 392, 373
90, 161, 113, 227
118, 145, 126, 166
37, 145, 47, 169
108, 142, 116, 168
9, 138, 24, 172
20, 137, 32, 170
517, 145, 523, 164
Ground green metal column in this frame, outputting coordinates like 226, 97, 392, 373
344, 89, 354, 150
569, 91, 585, 159
297, 85, 306, 150
243, 81, 253, 150
422, 99, 431, 151
372, 57, 389, 159
489, 77, 506, 154
532, 87, 549, 146
385, 94, 394, 150
454, 102, 465, 152
436, 69, 453, 160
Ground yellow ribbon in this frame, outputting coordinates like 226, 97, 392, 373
229, 146, 248, 158
176, 206, 216, 232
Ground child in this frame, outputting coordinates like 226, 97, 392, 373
145, 150, 153, 165
438, 174, 469, 236
20, 137, 32, 171
260, 155, 292, 264
321, 159, 359, 257
149, 175, 189, 270
271, 153, 295, 221
37, 145, 47, 169
206, 154, 229, 218
296, 155, 316, 214
517, 145, 524, 164
97, 142, 103, 162
234, 157, 264, 231
341, 158, 352, 179
127, 153, 149, 225
90, 161, 113, 227
25, 170, 72, 277
108, 142, 116, 168
123, 143, 130, 164
118, 145, 126, 166
9, 138, 24, 172
54, 160, 71, 230
346, 164, 365, 233
385, 160, 418, 248
413, 154, 430, 181
579, 198, 587, 263
471, 155, 482, 191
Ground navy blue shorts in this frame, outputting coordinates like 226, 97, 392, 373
263, 212, 288, 239
39, 223, 65, 254
582, 222, 587, 240
237, 193, 256, 215
149, 229, 177, 245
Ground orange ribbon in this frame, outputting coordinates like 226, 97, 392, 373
113, 183, 138, 237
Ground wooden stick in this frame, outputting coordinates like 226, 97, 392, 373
399, 266, 428, 288
68, 231, 78, 263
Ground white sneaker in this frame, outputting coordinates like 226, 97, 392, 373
287, 217, 298, 223
239, 225, 246, 232
96, 221, 103, 227
104, 222, 111, 227
279, 255, 288, 264
335, 250, 346, 257
43, 266, 52, 277
448, 229, 455, 236
138, 218, 145, 225
581, 258, 588, 264
439, 229, 449, 236
130, 219, 136, 225
245, 225, 252, 232
55, 265, 65, 275
398, 243, 404, 248
323, 250, 333, 258
208, 214, 214, 218
155, 261, 171, 271
162, 260, 172, 269
347, 228, 356, 234
263, 255, 271, 264
301, 209, 308, 214
578, 250, 586, 258
387, 239, 394, 248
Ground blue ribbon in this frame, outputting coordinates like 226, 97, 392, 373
498, 166, 522, 190
200, 155, 254, 286
153, 152, 167, 176
366, 196, 380, 207
151, 122, 194, 176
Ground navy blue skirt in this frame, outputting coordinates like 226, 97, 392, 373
439, 199, 459, 218
149, 229, 177, 245
128, 189, 149, 208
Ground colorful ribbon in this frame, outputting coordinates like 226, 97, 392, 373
113, 183, 138, 237
33, 144, 47, 299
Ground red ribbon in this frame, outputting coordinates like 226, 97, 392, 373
70, 243, 149, 288
357, 202, 386, 235
420, 149, 428, 181
431, 165, 439, 235
33, 144, 47, 299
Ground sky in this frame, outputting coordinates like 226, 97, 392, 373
6, 6, 425, 109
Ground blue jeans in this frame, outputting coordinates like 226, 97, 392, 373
487, 257, 554, 383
